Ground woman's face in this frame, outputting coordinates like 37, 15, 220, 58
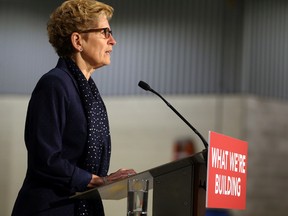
80, 15, 116, 69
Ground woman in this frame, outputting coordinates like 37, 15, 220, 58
12, 0, 136, 215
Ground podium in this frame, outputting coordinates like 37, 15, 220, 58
70, 150, 207, 216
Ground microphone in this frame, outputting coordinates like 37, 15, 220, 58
138, 80, 208, 149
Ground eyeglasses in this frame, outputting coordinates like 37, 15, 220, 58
79, 27, 113, 39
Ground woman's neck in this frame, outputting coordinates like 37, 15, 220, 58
70, 55, 94, 80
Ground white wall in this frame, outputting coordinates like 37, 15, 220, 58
102, 95, 246, 215
0, 96, 28, 216
0, 95, 245, 216
236, 97, 288, 216
4, 95, 288, 216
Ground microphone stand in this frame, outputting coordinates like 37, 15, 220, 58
138, 81, 209, 150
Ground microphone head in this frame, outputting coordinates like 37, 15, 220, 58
138, 81, 151, 91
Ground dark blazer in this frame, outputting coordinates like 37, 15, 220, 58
12, 58, 94, 215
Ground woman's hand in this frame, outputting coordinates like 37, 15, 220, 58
87, 168, 136, 188
87, 174, 103, 188
105, 168, 137, 183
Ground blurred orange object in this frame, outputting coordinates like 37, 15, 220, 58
172, 137, 196, 161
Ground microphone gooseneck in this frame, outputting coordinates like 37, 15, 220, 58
138, 80, 208, 149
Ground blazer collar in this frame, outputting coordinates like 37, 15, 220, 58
55, 57, 81, 94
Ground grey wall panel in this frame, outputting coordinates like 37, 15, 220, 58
242, 0, 288, 100
0, 1, 61, 94
1, 0, 288, 100
0, 0, 226, 96
94, 0, 225, 96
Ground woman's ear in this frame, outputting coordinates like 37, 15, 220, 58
71, 32, 83, 52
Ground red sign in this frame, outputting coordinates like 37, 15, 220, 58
206, 131, 248, 210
